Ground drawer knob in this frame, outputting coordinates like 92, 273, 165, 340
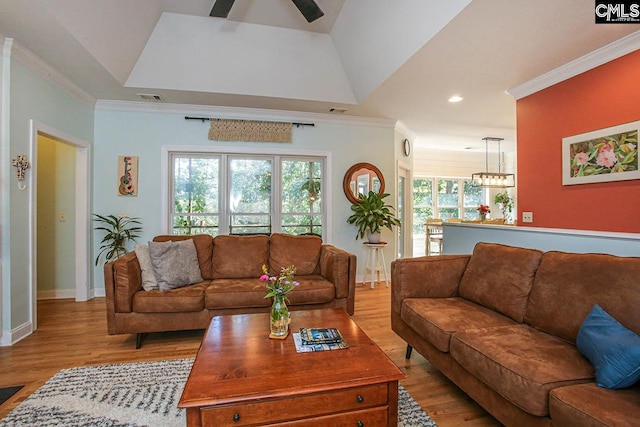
357, 395, 364, 403
233, 413, 240, 422
357, 421, 364, 427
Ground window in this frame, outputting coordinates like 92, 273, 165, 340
170, 152, 325, 237
412, 177, 486, 232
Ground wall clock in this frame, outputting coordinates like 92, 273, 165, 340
403, 138, 411, 157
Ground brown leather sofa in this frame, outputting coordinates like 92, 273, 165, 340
391, 242, 640, 426
105, 233, 356, 348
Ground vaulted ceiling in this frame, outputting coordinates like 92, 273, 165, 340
0, 0, 638, 151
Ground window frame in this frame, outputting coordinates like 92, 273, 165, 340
161, 146, 333, 243
413, 176, 487, 225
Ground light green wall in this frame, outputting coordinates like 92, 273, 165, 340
93, 109, 397, 290
36, 135, 76, 297
4, 59, 93, 331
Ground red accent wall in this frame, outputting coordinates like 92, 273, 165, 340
516, 49, 640, 233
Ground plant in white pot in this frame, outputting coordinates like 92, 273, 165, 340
494, 191, 514, 223
347, 191, 401, 242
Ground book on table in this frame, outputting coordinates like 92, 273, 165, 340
299, 327, 343, 345
292, 332, 349, 353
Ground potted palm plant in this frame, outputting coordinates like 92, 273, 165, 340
93, 214, 142, 265
347, 191, 401, 242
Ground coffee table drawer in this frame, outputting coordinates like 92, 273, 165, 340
269, 406, 388, 426
200, 383, 388, 426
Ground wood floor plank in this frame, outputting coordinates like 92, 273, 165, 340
0, 283, 500, 426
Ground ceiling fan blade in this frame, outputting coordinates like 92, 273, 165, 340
291, 0, 324, 23
210, 0, 236, 18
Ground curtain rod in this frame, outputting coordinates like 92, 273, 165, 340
184, 116, 315, 127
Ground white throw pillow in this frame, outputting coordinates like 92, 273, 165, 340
134, 244, 158, 291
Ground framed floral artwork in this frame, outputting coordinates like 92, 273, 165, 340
562, 121, 639, 185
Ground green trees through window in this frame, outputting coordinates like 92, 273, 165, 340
171, 153, 325, 237
412, 177, 485, 234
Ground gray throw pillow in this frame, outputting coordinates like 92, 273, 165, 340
135, 244, 158, 291
148, 239, 203, 291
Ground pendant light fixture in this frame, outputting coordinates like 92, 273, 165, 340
471, 137, 515, 188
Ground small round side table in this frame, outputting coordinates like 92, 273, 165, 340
362, 242, 389, 289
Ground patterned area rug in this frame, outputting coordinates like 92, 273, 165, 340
0, 358, 437, 427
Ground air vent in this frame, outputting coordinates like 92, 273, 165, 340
136, 93, 163, 102
329, 108, 347, 114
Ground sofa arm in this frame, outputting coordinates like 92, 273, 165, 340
319, 245, 356, 314
104, 252, 142, 317
391, 255, 470, 316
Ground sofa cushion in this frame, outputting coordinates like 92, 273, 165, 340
268, 233, 321, 275
211, 235, 269, 279
577, 304, 640, 389
148, 239, 204, 291
401, 298, 516, 352
132, 282, 207, 313
206, 278, 272, 309
206, 275, 336, 310
458, 243, 543, 322
549, 383, 640, 427
286, 275, 335, 305
153, 234, 214, 280
450, 324, 594, 417
134, 244, 158, 291
525, 251, 640, 343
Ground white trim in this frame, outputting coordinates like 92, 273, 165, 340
96, 100, 396, 128
9, 39, 96, 107
0, 321, 32, 346
508, 30, 640, 100
37, 289, 76, 300
395, 120, 417, 142
0, 38, 11, 346
446, 221, 640, 241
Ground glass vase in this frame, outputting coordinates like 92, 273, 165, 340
480, 213, 487, 223
270, 294, 289, 337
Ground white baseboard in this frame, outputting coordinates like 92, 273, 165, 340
0, 321, 32, 346
37, 289, 76, 300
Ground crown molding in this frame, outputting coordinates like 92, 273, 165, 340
94, 99, 397, 128
395, 120, 417, 142
2, 36, 96, 107
508, 30, 640, 100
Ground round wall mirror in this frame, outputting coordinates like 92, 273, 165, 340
343, 162, 385, 204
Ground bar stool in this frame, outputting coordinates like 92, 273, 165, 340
362, 242, 389, 289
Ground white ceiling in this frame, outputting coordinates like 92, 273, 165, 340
0, 0, 638, 152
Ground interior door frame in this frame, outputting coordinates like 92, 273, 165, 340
29, 120, 91, 330
397, 160, 413, 258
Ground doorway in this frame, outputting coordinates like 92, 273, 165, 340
30, 121, 90, 330
397, 163, 412, 258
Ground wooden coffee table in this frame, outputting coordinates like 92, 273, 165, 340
179, 308, 405, 426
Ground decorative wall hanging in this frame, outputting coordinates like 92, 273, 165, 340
12, 154, 30, 190
117, 155, 138, 196
562, 120, 639, 185
184, 116, 314, 143
209, 119, 292, 143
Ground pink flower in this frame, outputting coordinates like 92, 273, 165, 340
574, 152, 589, 165
596, 145, 617, 168
259, 274, 269, 281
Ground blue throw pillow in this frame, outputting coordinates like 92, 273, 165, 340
576, 304, 640, 389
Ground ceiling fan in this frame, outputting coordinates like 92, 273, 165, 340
210, 0, 325, 23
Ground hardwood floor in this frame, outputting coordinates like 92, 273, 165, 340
0, 283, 501, 426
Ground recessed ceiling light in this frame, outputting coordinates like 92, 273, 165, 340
448, 95, 463, 103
